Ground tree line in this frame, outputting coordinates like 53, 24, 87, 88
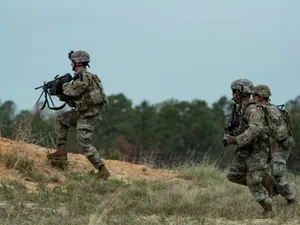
1, 93, 300, 172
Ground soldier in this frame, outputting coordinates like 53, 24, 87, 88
47, 50, 110, 179
253, 84, 295, 204
224, 79, 273, 217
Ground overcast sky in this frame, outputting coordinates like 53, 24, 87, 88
1, 0, 299, 112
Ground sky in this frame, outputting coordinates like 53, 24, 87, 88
1, 0, 299, 112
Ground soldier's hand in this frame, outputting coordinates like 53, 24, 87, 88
57, 94, 69, 102
224, 134, 237, 145
223, 134, 228, 147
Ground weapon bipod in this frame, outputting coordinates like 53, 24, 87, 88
35, 82, 67, 111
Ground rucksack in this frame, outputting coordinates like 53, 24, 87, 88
87, 73, 109, 111
261, 103, 292, 141
276, 104, 293, 136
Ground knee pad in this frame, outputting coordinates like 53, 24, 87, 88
78, 143, 93, 155
77, 129, 93, 146
275, 176, 288, 187
272, 162, 286, 177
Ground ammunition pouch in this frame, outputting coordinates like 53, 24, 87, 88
279, 136, 295, 150
89, 89, 104, 105
49, 82, 64, 96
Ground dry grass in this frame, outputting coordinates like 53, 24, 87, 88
0, 152, 34, 173
0, 126, 299, 224
0, 159, 299, 224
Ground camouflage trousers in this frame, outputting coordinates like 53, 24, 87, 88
227, 148, 272, 208
56, 109, 104, 169
270, 137, 295, 200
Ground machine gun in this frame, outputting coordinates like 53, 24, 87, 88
35, 73, 75, 110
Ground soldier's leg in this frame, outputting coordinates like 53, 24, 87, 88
272, 138, 295, 202
227, 155, 247, 186
47, 109, 77, 159
246, 149, 273, 215
246, 169, 273, 213
272, 161, 294, 202
76, 116, 109, 179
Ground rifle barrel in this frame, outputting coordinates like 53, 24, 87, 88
35, 85, 44, 90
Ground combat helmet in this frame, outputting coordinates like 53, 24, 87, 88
230, 78, 254, 94
254, 85, 271, 98
68, 50, 90, 67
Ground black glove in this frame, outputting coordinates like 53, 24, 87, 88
57, 94, 70, 102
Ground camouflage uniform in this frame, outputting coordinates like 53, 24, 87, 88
225, 79, 273, 214
254, 85, 295, 202
47, 50, 110, 179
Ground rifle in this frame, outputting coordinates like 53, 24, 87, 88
223, 86, 244, 147
225, 104, 240, 136
221, 104, 240, 159
219, 86, 245, 168
35, 73, 77, 110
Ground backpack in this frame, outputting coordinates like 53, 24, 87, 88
276, 104, 293, 136
261, 103, 292, 141
87, 73, 109, 111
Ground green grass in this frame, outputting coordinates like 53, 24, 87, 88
0, 162, 299, 225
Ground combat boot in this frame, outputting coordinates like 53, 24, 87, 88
97, 164, 110, 180
47, 144, 67, 160
259, 198, 273, 218
287, 198, 297, 204
262, 206, 273, 218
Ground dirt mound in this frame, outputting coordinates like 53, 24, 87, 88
0, 137, 184, 192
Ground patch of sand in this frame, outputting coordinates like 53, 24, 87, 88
0, 137, 185, 193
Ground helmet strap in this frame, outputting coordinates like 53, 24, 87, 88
72, 61, 90, 71
72, 60, 77, 70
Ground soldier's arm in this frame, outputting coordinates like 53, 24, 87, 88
235, 104, 264, 147
62, 74, 89, 97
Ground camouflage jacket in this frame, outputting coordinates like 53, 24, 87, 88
235, 100, 269, 153
62, 69, 108, 117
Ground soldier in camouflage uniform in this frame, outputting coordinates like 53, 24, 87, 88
224, 79, 273, 217
253, 85, 295, 203
47, 50, 110, 179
